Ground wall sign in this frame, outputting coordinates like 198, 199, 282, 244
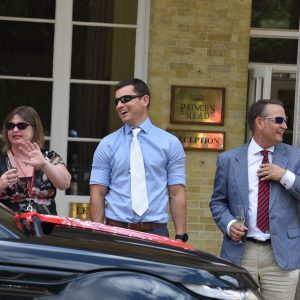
168, 129, 225, 151
170, 85, 225, 125
70, 203, 90, 220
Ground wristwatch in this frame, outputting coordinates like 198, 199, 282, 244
175, 233, 189, 242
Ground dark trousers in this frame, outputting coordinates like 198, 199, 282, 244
144, 224, 169, 237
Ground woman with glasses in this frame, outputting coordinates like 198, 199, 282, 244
0, 106, 71, 214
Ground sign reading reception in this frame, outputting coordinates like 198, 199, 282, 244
168, 129, 225, 151
170, 86, 225, 125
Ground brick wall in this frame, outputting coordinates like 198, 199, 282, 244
147, 0, 252, 255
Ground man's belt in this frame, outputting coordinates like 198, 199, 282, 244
106, 218, 166, 231
246, 237, 271, 244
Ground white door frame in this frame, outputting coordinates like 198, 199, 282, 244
247, 63, 298, 143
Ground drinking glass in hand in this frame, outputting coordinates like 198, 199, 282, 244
6, 158, 19, 195
235, 205, 245, 244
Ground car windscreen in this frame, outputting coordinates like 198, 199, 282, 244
0, 204, 27, 238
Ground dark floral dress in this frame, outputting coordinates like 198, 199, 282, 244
0, 150, 65, 215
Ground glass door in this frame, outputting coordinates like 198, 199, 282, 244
248, 0, 299, 146
247, 65, 296, 145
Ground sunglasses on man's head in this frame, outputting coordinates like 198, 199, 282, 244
114, 94, 143, 106
6, 122, 32, 130
263, 116, 288, 124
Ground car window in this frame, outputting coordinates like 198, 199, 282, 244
0, 204, 26, 238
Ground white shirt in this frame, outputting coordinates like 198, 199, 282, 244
227, 139, 295, 240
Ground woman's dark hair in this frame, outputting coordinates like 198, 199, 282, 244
1, 106, 44, 153
247, 99, 284, 132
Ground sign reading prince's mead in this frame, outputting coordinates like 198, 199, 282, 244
170, 86, 225, 125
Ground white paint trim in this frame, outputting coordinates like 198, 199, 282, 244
0, 75, 52, 81
135, 0, 150, 81
70, 79, 118, 85
51, 0, 73, 161
249, 63, 297, 73
67, 137, 101, 142
0, 16, 54, 23
251, 28, 299, 39
292, 21, 300, 147
73, 21, 137, 28
51, 0, 74, 216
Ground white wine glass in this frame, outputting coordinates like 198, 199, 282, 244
6, 158, 19, 195
235, 205, 245, 244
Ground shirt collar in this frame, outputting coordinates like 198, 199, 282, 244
124, 117, 152, 135
249, 138, 274, 156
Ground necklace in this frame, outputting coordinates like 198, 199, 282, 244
8, 150, 35, 211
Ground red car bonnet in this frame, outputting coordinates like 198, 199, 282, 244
14, 212, 196, 251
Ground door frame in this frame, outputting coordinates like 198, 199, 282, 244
247, 63, 298, 144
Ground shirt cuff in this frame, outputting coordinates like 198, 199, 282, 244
227, 219, 236, 236
280, 170, 295, 189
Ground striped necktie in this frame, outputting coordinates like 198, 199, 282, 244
130, 128, 149, 216
257, 150, 270, 232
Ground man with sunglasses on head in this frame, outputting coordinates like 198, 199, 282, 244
89, 78, 187, 241
210, 99, 300, 300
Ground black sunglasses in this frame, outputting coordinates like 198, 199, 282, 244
114, 94, 143, 106
263, 116, 288, 124
6, 122, 32, 130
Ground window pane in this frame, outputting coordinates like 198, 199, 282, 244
0, 21, 54, 77
0, 79, 52, 136
66, 142, 98, 195
71, 26, 135, 81
73, 0, 138, 24
0, 0, 55, 19
251, 0, 299, 29
69, 83, 122, 139
249, 38, 298, 64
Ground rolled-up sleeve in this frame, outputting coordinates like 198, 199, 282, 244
167, 137, 186, 186
89, 140, 111, 186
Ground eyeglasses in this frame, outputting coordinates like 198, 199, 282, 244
114, 95, 143, 106
6, 122, 32, 130
263, 116, 288, 124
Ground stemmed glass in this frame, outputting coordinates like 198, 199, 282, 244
6, 158, 19, 195
235, 205, 245, 244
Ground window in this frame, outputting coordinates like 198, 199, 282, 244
251, 0, 299, 30
67, 0, 139, 196
250, 0, 299, 64
0, 0, 150, 215
0, 0, 55, 135
248, 0, 299, 146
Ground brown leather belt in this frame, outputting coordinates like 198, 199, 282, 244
106, 218, 166, 231
246, 237, 271, 244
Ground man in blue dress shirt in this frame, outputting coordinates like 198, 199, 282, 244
89, 78, 188, 241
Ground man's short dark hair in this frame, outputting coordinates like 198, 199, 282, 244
247, 99, 284, 132
115, 78, 151, 101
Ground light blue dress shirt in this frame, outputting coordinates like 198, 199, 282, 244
90, 118, 186, 223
